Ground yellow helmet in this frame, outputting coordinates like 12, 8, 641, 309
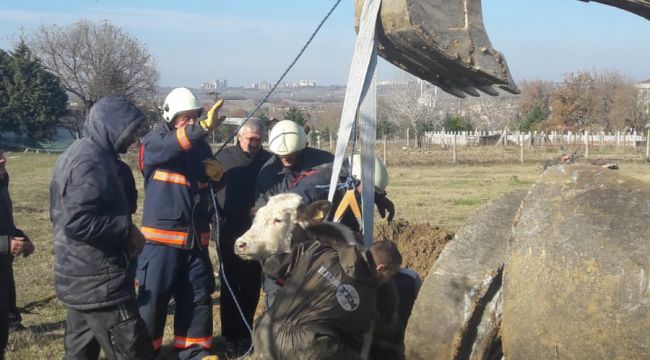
268, 120, 307, 156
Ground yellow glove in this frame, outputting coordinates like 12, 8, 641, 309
203, 159, 224, 182
199, 99, 226, 131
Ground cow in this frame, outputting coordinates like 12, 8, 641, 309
233, 193, 400, 359
234, 193, 356, 309
234, 193, 355, 261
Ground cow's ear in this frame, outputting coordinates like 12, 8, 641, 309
249, 207, 258, 219
298, 200, 331, 224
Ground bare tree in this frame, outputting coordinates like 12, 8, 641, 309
518, 80, 552, 116
610, 82, 644, 131
380, 72, 440, 147
28, 19, 159, 135
473, 95, 503, 131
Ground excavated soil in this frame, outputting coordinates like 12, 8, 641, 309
375, 219, 454, 277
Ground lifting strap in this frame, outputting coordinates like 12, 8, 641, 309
328, 0, 380, 249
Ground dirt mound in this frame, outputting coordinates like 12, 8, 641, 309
375, 219, 454, 277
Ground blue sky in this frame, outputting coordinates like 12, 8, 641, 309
0, 0, 648, 87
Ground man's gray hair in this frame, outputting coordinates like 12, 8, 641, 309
238, 118, 266, 136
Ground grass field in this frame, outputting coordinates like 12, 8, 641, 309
3, 150, 649, 359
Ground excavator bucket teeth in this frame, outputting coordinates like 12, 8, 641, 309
356, 0, 520, 97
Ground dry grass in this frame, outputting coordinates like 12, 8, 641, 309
3, 150, 649, 359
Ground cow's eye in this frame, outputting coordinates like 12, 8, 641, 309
273, 218, 283, 224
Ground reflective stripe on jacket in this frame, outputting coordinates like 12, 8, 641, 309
141, 123, 212, 249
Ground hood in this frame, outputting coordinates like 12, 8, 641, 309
82, 96, 144, 153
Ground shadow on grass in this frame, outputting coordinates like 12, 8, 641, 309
26, 320, 65, 335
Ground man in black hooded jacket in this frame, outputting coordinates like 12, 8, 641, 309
49, 96, 153, 359
1, 147, 34, 360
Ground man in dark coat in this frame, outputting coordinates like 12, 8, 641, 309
287, 155, 395, 231
254, 120, 334, 209
1, 147, 34, 360
213, 119, 271, 355
49, 96, 152, 359
252, 120, 334, 309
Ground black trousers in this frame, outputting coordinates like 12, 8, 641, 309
1, 256, 11, 360
63, 300, 153, 360
218, 234, 261, 344
7, 258, 20, 324
0, 278, 8, 360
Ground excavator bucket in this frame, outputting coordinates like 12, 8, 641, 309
356, 0, 519, 97
580, 0, 650, 21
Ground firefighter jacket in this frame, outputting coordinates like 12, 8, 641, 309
254, 147, 334, 208
49, 96, 144, 310
254, 238, 380, 359
287, 162, 364, 232
140, 122, 213, 249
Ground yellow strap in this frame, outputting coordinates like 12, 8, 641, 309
333, 189, 362, 224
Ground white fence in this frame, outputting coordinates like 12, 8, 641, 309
420, 130, 648, 148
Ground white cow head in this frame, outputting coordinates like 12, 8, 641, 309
235, 193, 331, 261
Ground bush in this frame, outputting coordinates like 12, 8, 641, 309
442, 114, 474, 132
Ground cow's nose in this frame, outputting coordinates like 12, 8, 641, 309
236, 241, 246, 251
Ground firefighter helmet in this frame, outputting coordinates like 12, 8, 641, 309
350, 154, 389, 191
268, 120, 307, 156
162, 87, 203, 123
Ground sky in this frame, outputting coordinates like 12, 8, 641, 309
0, 0, 648, 87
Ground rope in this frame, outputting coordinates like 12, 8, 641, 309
208, 2, 343, 358
212, 0, 343, 159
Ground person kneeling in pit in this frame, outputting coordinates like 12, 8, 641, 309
252, 217, 401, 360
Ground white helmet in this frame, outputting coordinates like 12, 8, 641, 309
268, 120, 307, 156
350, 154, 389, 192
162, 87, 203, 123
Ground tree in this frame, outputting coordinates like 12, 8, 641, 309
514, 80, 552, 131
593, 71, 643, 131
381, 73, 440, 147
0, 41, 68, 140
28, 19, 159, 136
442, 113, 474, 132
609, 83, 644, 130
518, 104, 547, 132
549, 72, 597, 130
0, 49, 11, 134
284, 106, 307, 126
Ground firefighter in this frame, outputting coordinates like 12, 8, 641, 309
254, 119, 334, 208
136, 87, 225, 359
288, 154, 396, 231
369, 240, 422, 360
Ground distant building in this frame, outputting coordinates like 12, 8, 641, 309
294, 80, 317, 88
636, 80, 650, 117
201, 79, 228, 91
